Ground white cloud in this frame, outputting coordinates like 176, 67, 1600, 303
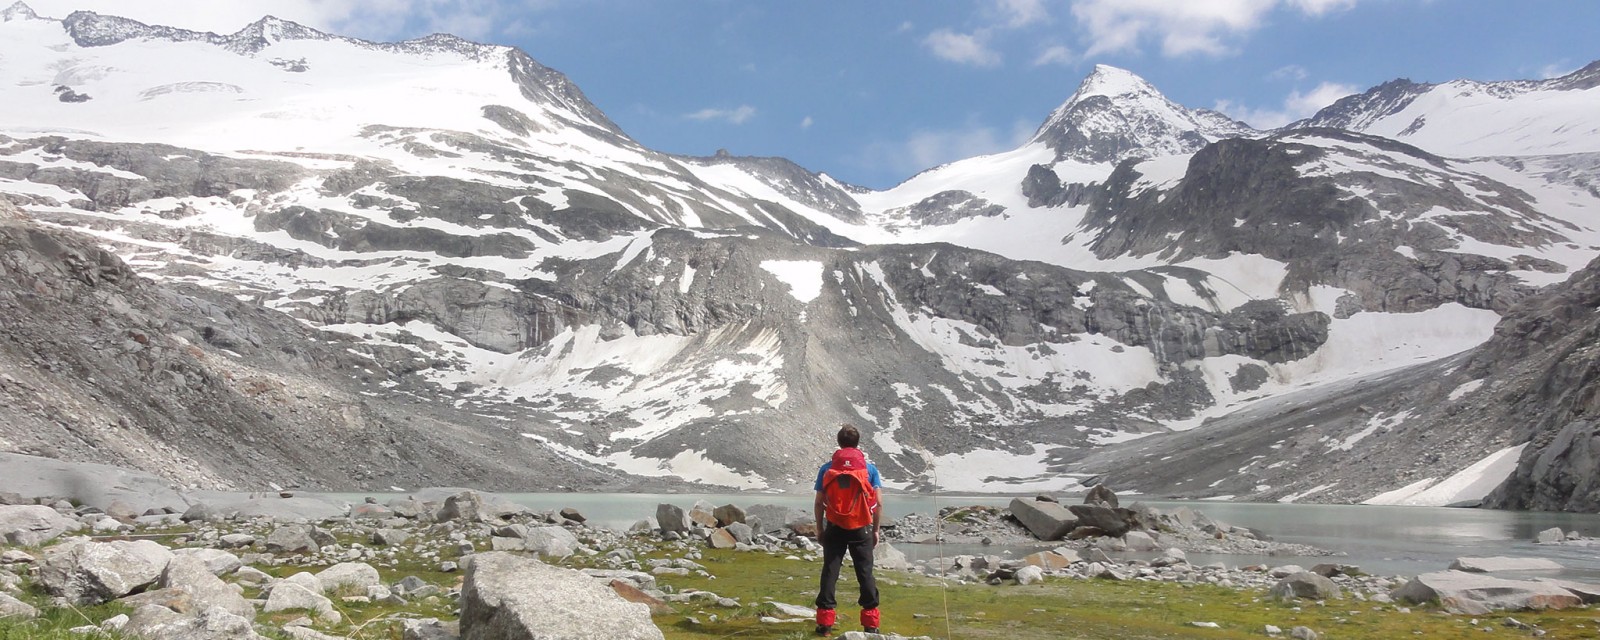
22, 0, 553, 42
991, 0, 1051, 28
1287, 0, 1359, 15
1071, 0, 1363, 58
1539, 62, 1578, 80
1215, 81, 1358, 129
800, 116, 815, 129
1270, 64, 1309, 81
686, 105, 758, 125
860, 119, 1034, 177
1033, 45, 1074, 67
923, 29, 1002, 67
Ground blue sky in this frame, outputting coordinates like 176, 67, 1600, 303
26, 0, 1600, 189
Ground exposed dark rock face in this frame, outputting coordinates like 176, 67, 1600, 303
1291, 79, 1433, 132
1472, 255, 1600, 511
253, 207, 537, 258
1021, 164, 1093, 209
0, 197, 631, 492
884, 191, 1005, 226
1071, 253, 1600, 510
0, 136, 304, 210
1080, 130, 1549, 313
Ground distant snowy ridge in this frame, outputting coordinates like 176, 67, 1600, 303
1293, 60, 1600, 158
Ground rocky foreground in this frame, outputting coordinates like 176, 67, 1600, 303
2, 469, 1599, 638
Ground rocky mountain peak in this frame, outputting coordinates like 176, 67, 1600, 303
1548, 59, 1600, 91
1031, 64, 1254, 164
62, 10, 166, 47
1, 1, 37, 21
1291, 78, 1433, 132
236, 15, 326, 43
1067, 64, 1164, 104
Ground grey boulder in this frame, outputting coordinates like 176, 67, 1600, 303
0, 504, 82, 546
655, 504, 689, 535
1067, 504, 1144, 538
263, 582, 338, 623
39, 538, 174, 604
317, 562, 382, 593
874, 543, 909, 572
153, 554, 256, 620
1448, 556, 1564, 573
0, 592, 38, 620
1008, 498, 1077, 541
460, 551, 664, 640
265, 524, 333, 554
122, 604, 265, 640
522, 526, 579, 558
171, 548, 243, 576
1394, 570, 1583, 614
1269, 572, 1342, 601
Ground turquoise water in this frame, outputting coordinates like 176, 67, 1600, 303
325, 491, 1600, 579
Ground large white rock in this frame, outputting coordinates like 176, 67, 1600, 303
1123, 531, 1159, 551
0, 504, 81, 546
1394, 570, 1583, 614
1448, 556, 1564, 573
123, 604, 265, 640
874, 542, 909, 572
39, 538, 174, 604
0, 592, 39, 620
171, 548, 243, 576
159, 555, 256, 620
317, 562, 381, 593
460, 551, 664, 640
522, 526, 579, 558
263, 582, 338, 623
1008, 498, 1076, 541
1269, 572, 1342, 601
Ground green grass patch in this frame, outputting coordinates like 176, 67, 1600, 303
0, 587, 130, 640
646, 549, 1600, 639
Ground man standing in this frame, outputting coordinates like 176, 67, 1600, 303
813, 424, 883, 636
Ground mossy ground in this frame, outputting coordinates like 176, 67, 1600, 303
6, 536, 1599, 639
647, 549, 1600, 639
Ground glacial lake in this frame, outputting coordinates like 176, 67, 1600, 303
326, 492, 1600, 581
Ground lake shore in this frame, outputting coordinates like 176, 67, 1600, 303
6, 457, 1600, 640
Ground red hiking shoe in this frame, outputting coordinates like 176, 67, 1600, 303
861, 607, 881, 633
815, 608, 836, 636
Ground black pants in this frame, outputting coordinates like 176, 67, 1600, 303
816, 523, 879, 610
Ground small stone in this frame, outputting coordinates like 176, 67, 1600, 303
1290, 626, 1319, 640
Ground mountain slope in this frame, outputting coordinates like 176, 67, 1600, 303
3, 3, 1600, 502
1294, 61, 1600, 158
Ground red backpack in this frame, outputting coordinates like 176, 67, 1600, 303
822, 448, 878, 529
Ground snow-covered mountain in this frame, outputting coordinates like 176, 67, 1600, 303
2, 3, 1599, 507
1032, 64, 1259, 164
1292, 61, 1600, 158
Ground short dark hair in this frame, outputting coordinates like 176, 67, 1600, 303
837, 424, 860, 448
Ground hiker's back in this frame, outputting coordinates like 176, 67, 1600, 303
822, 448, 877, 529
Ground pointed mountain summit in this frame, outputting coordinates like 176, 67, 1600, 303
1, 1, 37, 21
1032, 64, 1255, 164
